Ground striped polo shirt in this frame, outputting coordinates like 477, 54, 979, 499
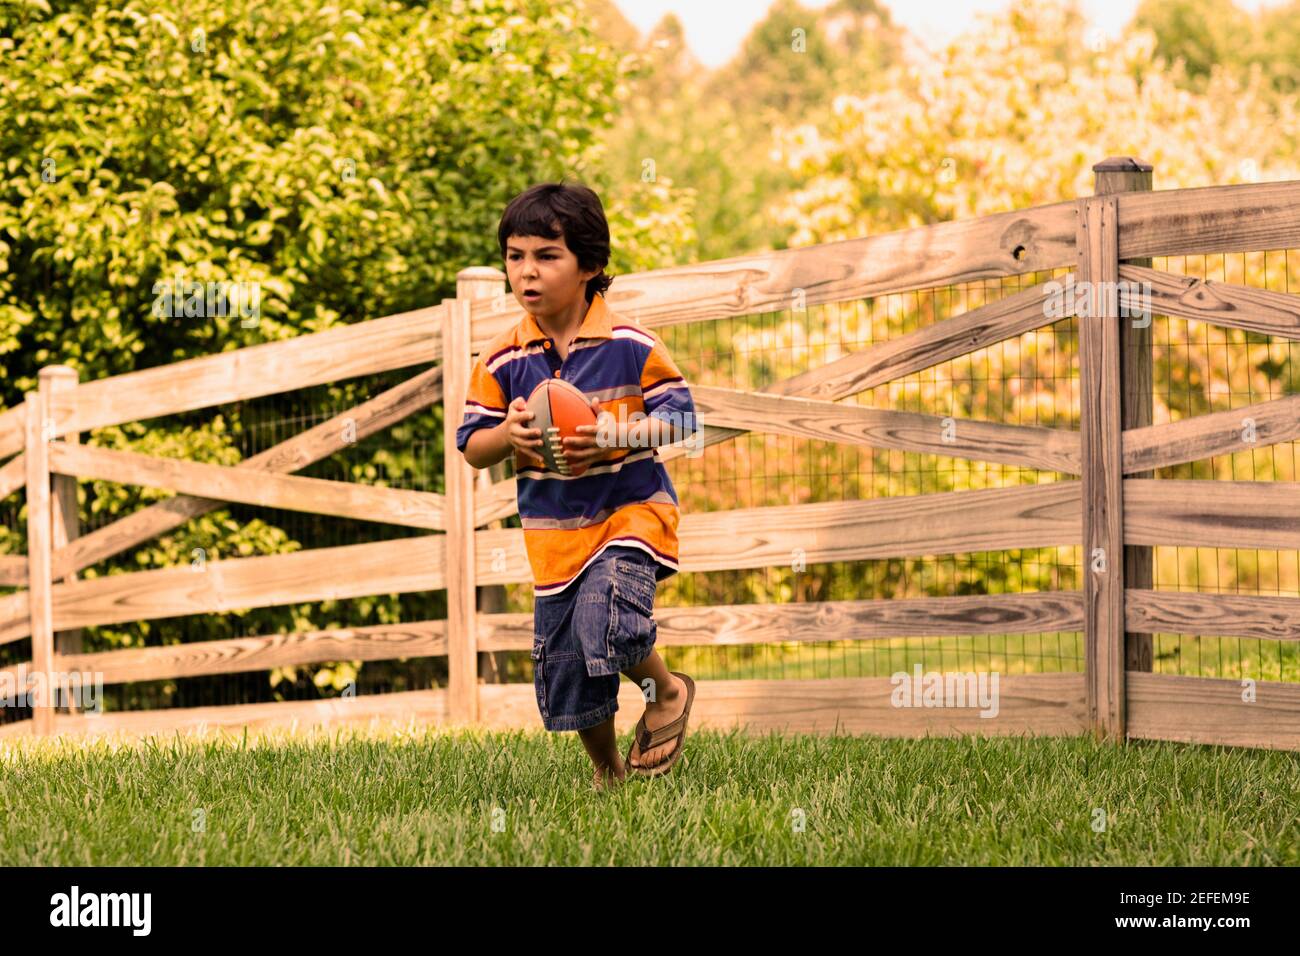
454, 291, 697, 597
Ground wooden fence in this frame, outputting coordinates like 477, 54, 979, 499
2, 155, 1298, 750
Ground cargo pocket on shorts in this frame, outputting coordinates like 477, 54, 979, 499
608, 557, 657, 660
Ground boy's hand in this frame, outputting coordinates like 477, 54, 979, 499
504, 397, 544, 460
562, 397, 618, 470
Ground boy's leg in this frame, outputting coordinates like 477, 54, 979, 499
622, 650, 688, 770
535, 573, 626, 787
577, 715, 625, 788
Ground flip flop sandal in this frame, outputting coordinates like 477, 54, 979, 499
625, 672, 696, 778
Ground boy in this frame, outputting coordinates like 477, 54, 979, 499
455, 181, 699, 791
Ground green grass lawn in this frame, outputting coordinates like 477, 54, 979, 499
1, 725, 1296, 865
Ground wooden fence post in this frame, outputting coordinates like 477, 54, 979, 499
1078, 178, 1127, 743
39, 366, 83, 716
1093, 157, 1155, 675
456, 267, 511, 685
24, 392, 55, 735
442, 296, 479, 724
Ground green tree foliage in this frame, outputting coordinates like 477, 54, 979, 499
766, 0, 1300, 430
597, 0, 905, 263
1133, 0, 1300, 96
771, 0, 1299, 240
1252, 0, 1300, 93
705, 0, 901, 120
0, 0, 693, 666
1132, 0, 1254, 88
0, 0, 633, 396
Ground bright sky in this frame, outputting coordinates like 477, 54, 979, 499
614, 0, 1287, 67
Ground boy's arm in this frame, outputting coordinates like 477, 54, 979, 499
454, 355, 513, 468
618, 413, 681, 450
624, 333, 698, 448
462, 419, 514, 470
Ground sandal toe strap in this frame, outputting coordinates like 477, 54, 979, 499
637, 709, 689, 751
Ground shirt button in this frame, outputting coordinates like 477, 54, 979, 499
543, 341, 551, 349
553, 370, 561, 378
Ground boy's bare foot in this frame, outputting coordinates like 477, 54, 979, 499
627, 672, 687, 771
592, 760, 626, 791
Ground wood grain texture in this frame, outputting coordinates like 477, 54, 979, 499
475, 591, 1084, 653
469, 201, 1079, 347
52, 365, 442, 579
457, 267, 512, 686
39, 688, 451, 741
0, 535, 446, 642
470, 527, 533, 585
678, 483, 1082, 569
49, 443, 446, 531
441, 298, 479, 723
42, 367, 84, 673
1077, 195, 1127, 741
56, 620, 447, 684
0, 592, 25, 642
0, 405, 23, 461
1096, 159, 1154, 675
479, 673, 1088, 737
1122, 394, 1300, 473
9, 673, 1087, 741
477, 282, 1076, 522
1127, 672, 1300, 751
0, 451, 24, 499
14, 176, 1300, 750
1125, 589, 1300, 642
764, 277, 1069, 403
1116, 180, 1300, 259
468, 482, 1084, 586
51, 304, 446, 438
24, 393, 54, 734
10, 478, 1092, 642
1123, 479, 1300, 549
1092, 156, 1152, 195
692, 385, 1082, 473
474, 480, 517, 528
0, 555, 26, 587
650, 591, 1085, 644
1120, 263, 1300, 340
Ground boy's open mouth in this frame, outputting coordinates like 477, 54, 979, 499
523, 290, 541, 299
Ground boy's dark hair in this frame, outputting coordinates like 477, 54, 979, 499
497, 181, 615, 303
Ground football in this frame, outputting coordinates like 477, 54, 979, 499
525, 377, 599, 476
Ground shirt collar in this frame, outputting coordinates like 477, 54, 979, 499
521, 292, 612, 346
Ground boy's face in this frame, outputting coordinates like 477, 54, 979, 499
504, 232, 599, 318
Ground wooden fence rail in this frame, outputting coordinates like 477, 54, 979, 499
2, 156, 1299, 750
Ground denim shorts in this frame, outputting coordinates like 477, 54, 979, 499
530, 546, 659, 732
